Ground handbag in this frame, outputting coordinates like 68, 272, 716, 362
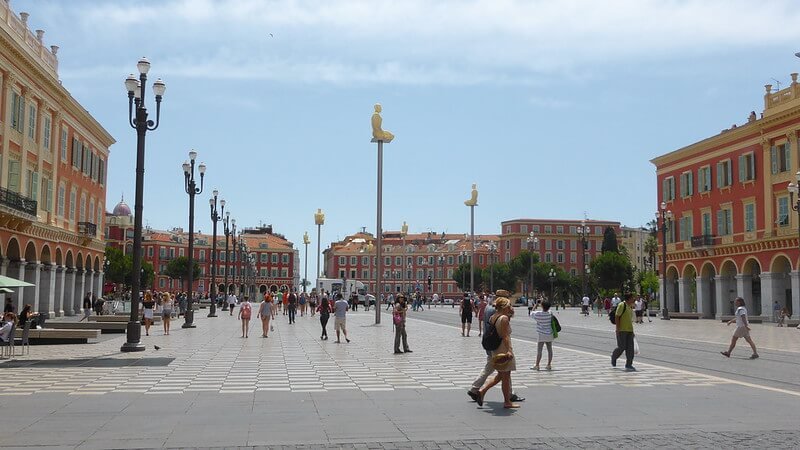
633, 337, 640, 355
491, 352, 513, 366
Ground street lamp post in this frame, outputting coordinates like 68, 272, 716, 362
489, 242, 497, 293
548, 268, 556, 304
438, 255, 445, 297
314, 209, 324, 294
121, 58, 165, 353
577, 220, 589, 298
208, 191, 224, 318
460, 251, 468, 294
657, 201, 674, 320
181, 151, 205, 328
222, 215, 232, 310
303, 232, 310, 293
371, 103, 395, 324
526, 232, 536, 298
464, 184, 478, 298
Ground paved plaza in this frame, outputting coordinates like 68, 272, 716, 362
0, 307, 797, 448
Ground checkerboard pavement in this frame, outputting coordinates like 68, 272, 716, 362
0, 310, 732, 396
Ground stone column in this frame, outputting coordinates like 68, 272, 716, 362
664, 276, 675, 312
38, 263, 55, 316
22, 262, 40, 312
54, 265, 65, 317
714, 275, 728, 319
735, 274, 753, 312
95, 271, 104, 298
759, 272, 777, 321
73, 269, 84, 314
790, 271, 800, 318
696, 276, 710, 317
677, 278, 690, 313
64, 268, 76, 316
15, 260, 26, 312
0, 258, 7, 277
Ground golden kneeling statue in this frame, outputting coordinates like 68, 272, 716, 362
464, 183, 478, 206
371, 103, 394, 143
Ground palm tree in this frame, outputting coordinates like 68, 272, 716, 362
644, 235, 659, 272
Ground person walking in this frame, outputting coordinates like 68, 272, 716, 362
393, 294, 412, 354
777, 307, 789, 327
161, 292, 173, 335
476, 295, 488, 337
468, 290, 524, 405
281, 290, 289, 315
531, 301, 555, 370
721, 297, 759, 359
287, 290, 298, 324
386, 293, 395, 311
460, 293, 474, 337
318, 294, 331, 340
475, 297, 518, 409
611, 294, 637, 371
634, 296, 644, 324
258, 294, 273, 337
238, 296, 252, 338
333, 293, 350, 343
581, 294, 590, 316
227, 292, 238, 316
299, 292, 307, 317
309, 292, 317, 317
772, 301, 781, 323
141, 291, 155, 337
80, 292, 92, 321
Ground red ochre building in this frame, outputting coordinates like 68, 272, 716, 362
651, 72, 800, 319
323, 230, 499, 297
0, 5, 113, 316
499, 218, 622, 277
106, 202, 298, 296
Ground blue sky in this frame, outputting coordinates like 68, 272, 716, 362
16, 0, 800, 273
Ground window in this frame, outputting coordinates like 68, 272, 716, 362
533, 225, 540, 232
544, 225, 552, 233
570, 253, 576, 263
777, 197, 789, 227
662, 176, 676, 201
680, 171, 693, 197
717, 208, 733, 235
744, 203, 756, 232
716, 160, 733, 188
57, 184, 65, 217
594, 226, 602, 235
771, 143, 791, 174
82, 145, 90, 175
147, 247, 154, 257
739, 153, 755, 182
260, 253, 268, 263
679, 216, 692, 242
281, 268, 289, 278
198, 250, 205, 260
72, 139, 81, 169
98, 158, 105, 185
545, 253, 552, 263
271, 254, 278, 263
159, 248, 166, 258
556, 240, 564, 250
545, 239, 552, 250
362, 269, 369, 279
698, 166, 712, 192
701, 211, 712, 236
43, 117, 51, 150
272, 268, 279, 277
10, 92, 24, 132
41, 177, 52, 212
282, 254, 289, 264
69, 188, 76, 221
338, 256, 345, 265
447, 256, 454, 265
556, 253, 564, 263
570, 239, 577, 250
556, 226, 564, 234
520, 225, 528, 233
417, 256, 424, 265
89, 199, 95, 225
79, 194, 86, 222
60, 128, 68, 162
260, 268, 267, 277
27, 105, 36, 139
6, 160, 20, 193
362, 256, 369, 265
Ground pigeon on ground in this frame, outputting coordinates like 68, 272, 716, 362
154, 345, 161, 350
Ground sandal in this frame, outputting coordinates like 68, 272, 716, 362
503, 403, 520, 409
720, 351, 730, 358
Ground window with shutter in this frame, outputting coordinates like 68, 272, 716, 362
30, 172, 39, 206
783, 143, 791, 171
43, 117, 51, 150
7, 160, 20, 193
57, 184, 65, 217
716, 210, 724, 235
27, 105, 35, 139
770, 146, 777, 174
738, 155, 745, 182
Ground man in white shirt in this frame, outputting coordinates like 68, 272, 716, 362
227, 293, 238, 316
334, 293, 350, 343
611, 293, 622, 308
721, 297, 758, 359
581, 295, 590, 316
634, 297, 644, 324
432, 293, 439, 307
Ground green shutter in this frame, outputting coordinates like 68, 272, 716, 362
688, 172, 693, 195
46, 179, 53, 212
662, 179, 667, 202
30, 172, 38, 209
784, 143, 791, 172
717, 210, 723, 235
738, 155, 745, 182
726, 162, 732, 186
716, 163, 723, 188
7, 160, 20, 192
771, 146, 778, 174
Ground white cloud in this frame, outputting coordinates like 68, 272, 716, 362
45, 0, 800, 85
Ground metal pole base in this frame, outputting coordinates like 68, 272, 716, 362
661, 308, 671, 320
207, 302, 217, 318
120, 321, 146, 352
182, 309, 197, 328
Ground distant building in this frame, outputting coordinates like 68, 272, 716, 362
619, 226, 649, 273
0, 4, 114, 316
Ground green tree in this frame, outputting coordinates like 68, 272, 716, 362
637, 270, 660, 296
480, 262, 516, 293
601, 227, 619, 253
644, 235, 659, 272
590, 251, 633, 294
104, 246, 155, 290
164, 256, 201, 291
452, 262, 483, 292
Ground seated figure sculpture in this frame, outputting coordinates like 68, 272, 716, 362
371, 103, 394, 143
465, 183, 478, 206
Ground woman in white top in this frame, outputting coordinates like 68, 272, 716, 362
258, 294, 273, 338
531, 300, 554, 371
161, 292, 174, 335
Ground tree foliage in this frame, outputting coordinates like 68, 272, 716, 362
164, 256, 201, 290
590, 251, 633, 294
452, 262, 483, 292
601, 227, 619, 253
480, 263, 516, 292
104, 246, 155, 290
644, 235, 659, 272
637, 270, 659, 296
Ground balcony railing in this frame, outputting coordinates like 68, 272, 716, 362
690, 235, 716, 248
78, 221, 97, 237
0, 186, 37, 216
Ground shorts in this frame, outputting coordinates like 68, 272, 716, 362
733, 327, 750, 338
143, 309, 154, 320
538, 333, 554, 343
461, 312, 473, 324
162, 309, 172, 318
334, 317, 346, 332
635, 310, 643, 317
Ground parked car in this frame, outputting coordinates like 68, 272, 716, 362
514, 297, 527, 306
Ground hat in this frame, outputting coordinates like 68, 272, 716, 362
495, 289, 511, 298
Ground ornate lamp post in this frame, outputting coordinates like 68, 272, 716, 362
489, 242, 497, 293
657, 201, 674, 320
303, 231, 310, 293
526, 232, 536, 298
438, 255, 445, 297
121, 58, 165, 353
222, 215, 232, 310
314, 209, 325, 294
577, 220, 590, 298
548, 268, 556, 303
208, 191, 224, 317
181, 151, 205, 328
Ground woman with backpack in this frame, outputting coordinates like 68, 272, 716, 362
476, 297, 519, 409
238, 296, 252, 338
317, 294, 331, 340
393, 294, 412, 354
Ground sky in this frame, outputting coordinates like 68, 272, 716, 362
14, 0, 800, 275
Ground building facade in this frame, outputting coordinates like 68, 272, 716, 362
0, 4, 113, 316
651, 73, 800, 319
324, 230, 499, 297
499, 218, 622, 276
619, 226, 650, 273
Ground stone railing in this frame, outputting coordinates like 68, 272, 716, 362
765, 73, 800, 111
77, 221, 97, 237
0, 2, 59, 77
690, 235, 716, 248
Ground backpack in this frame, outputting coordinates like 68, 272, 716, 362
609, 302, 626, 324
393, 310, 402, 325
241, 302, 252, 319
481, 318, 502, 351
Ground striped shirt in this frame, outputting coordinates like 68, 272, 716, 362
532, 310, 552, 335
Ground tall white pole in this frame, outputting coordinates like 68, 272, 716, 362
375, 140, 383, 324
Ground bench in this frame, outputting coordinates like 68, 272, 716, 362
13, 328, 101, 344
89, 315, 161, 323
720, 315, 765, 324
43, 321, 127, 333
669, 312, 703, 319
783, 319, 800, 327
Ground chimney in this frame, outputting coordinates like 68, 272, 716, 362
19, 11, 28, 26
35, 29, 43, 43
50, 45, 59, 56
